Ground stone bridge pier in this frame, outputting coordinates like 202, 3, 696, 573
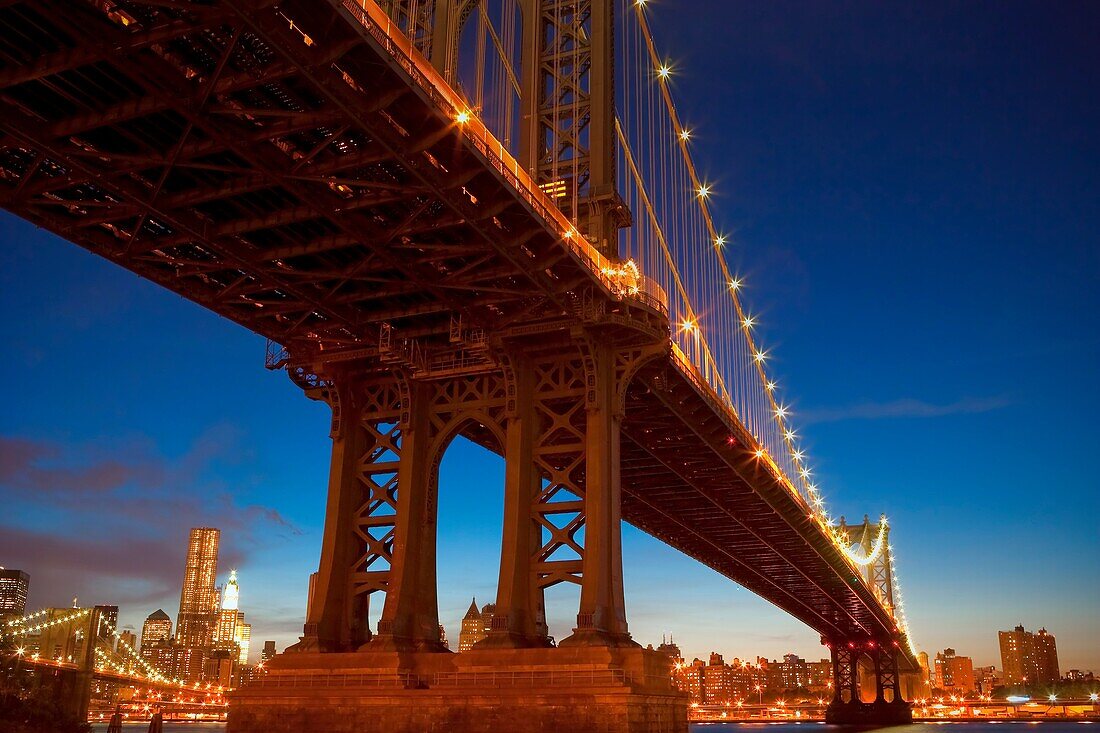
229, 342, 687, 733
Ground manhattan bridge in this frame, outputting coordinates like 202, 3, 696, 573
0, 0, 922, 729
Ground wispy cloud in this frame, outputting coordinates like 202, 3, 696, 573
0, 428, 301, 608
800, 396, 1010, 424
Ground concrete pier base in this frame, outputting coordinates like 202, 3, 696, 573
229, 647, 687, 733
825, 699, 913, 725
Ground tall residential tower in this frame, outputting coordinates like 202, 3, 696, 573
999, 625, 1060, 685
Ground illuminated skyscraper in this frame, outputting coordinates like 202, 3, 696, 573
261, 640, 277, 663
140, 609, 172, 653
140, 609, 174, 677
236, 615, 251, 665
94, 604, 119, 643
176, 527, 220, 649
457, 598, 493, 652
0, 568, 30, 620
213, 570, 241, 652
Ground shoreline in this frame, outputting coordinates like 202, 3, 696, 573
687, 718, 1100, 725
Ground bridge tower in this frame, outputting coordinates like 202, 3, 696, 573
229, 11, 683, 733
825, 517, 911, 725
239, 332, 682, 732
516, 0, 629, 256
383, 0, 629, 257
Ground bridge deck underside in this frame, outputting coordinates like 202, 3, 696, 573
0, 0, 911, 663
618, 363, 902, 644
0, 0, 633, 354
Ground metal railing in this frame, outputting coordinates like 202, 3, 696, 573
322, 0, 900, 639
248, 671, 419, 689
428, 669, 629, 687
246, 668, 652, 689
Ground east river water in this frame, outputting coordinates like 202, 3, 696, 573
90, 722, 1097, 733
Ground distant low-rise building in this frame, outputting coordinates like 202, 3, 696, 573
675, 658, 705, 701
116, 629, 138, 655
774, 653, 811, 691
807, 659, 833, 693
973, 665, 1001, 694
656, 635, 682, 662
701, 653, 733, 704
934, 648, 976, 693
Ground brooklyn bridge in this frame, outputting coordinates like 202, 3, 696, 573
0, 0, 921, 730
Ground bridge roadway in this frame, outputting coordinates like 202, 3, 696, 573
16, 655, 223, 696
0, 0, 913, 662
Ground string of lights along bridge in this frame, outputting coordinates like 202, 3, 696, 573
5, 607, 228, 693
0, 0, 925, 729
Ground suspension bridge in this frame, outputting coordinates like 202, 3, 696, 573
0, 0, 920, 730
3, 607, 229, 721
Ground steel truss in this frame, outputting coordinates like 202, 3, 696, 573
0, 0, 917, 670
826, 638, 912, 724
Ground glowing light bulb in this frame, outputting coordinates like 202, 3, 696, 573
766, 380, 776, 391
784, 430, 796, 441
715, 235, 726, 247
697, 184, 710, 198
775, 405, 788, 418
657, 65, 670, 79
754, 449, 764, 458
680, 128, 691, 141
743, 316, 755, 328
680, 319, 696, 333
455, 110, 470, 124
753, 351, 767, 363
728, 278, 742, 291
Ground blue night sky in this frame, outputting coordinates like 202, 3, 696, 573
2, 1, 1098, 669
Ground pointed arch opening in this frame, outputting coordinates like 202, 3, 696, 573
433, 415, 507, 650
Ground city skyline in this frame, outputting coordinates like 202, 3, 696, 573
2, 0, 1098, 676
4, 547, 1093, 675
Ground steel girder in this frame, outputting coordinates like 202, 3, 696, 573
0, 0, 634, 359
0, 0, 915, 667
